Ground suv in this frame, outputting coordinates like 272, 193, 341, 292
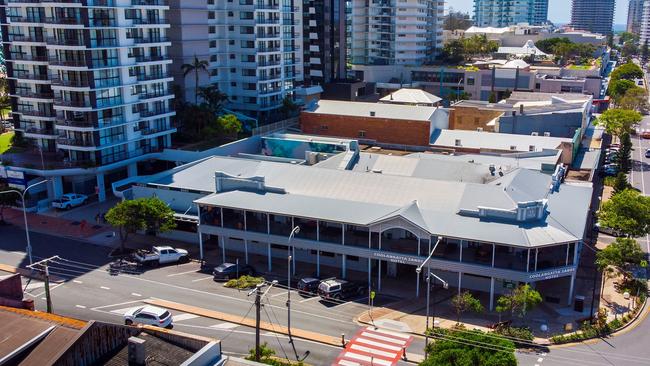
318, 278, 366, 301
123, 305, 173, 328
51, 193, 88, 210
212, 262, 255, 281
296, 277, 320, 296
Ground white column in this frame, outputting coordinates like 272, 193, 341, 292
316, 250, 320, 277
267, 214, 271, 271
416, 236, 421, 297
565, 244, 570, 266
316, 220, 319, 241
568, 272, 577, 305
457, 272, 462, 295
491, 244, 495, 267
220, 236, 226, 263
534, 248, 538, 271
96, 173, 106, 202
459, 240, 463, 262
378, 225, 382, 291
342, 224, 345, 245
489, 277, 495, 311
526, 249, 530, 272
267, 243, 272, 271
342, 254, 347, 279
198, 230, 204, 260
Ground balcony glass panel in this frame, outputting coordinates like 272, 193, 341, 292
494, 245, 528, 271
461, 241, 493, 266
345, 225, 369, 248
432, 238, 460, 261
536, 244, 570, 271
245, 211, 268, 233
223, 208, 245, 230
294, 217, 317, 241
269, 214, 292, 236
318, 221, 342, 244
380, 228, 418, 256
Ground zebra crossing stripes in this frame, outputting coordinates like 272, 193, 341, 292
332, 326, 413, 366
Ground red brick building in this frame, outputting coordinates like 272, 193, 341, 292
300, 100, 446, 147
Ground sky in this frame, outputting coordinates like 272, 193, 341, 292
449, 0, 629, 25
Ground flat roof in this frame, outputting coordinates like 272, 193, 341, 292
304, 99, 438, 121
379, 88, 442, 105
430, 129, 572, 152
174, 156, 592, 247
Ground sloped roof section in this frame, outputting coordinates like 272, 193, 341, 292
379, 88, 442, 106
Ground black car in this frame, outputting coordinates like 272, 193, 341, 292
645, 149, 650, 158
212, 262, 255, 281
296, 277, 320, 296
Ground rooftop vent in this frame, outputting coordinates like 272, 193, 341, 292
369, 111, 376, 117
128, 337, 146, 366
543, 132, 550, 137
510, 145, 517, 151
455, 139, 461, 147
531, 132, 539, 136
477, 127, 483, 132
529, 145, 535, 152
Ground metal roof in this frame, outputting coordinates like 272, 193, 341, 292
304, 99, 438, 121
187, 156, 591, 247
430, 129, 571, 152
379, 88, 442, 105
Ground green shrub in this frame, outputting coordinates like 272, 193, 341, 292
603, 176, 616, 187
224, 275, 264, 289
492, 325, 534, 347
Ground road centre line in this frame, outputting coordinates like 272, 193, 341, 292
100, 286, 111, 290
131, 292, 142, 297
191, 276, 213, 282
91, 299, 144, 311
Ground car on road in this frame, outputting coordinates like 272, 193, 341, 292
646, 149, 650, 158
641, 131, 650, 139
318, 278, 366, 301
212, 262, 255, 281
51, 193, 88, 210
123, 305, 173, 328
594, 222, 623, 237
296, 277, 320, 296
133, 246, 189, 266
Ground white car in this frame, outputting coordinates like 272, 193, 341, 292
123, 305, 173, 328
51, 193, 88, 210
134, 246, 190, 266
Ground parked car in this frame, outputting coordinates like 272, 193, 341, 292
645, 149, 650, 158
318, 278, 366, 301
594, 222, 623, 237
296, 277, 320, 296
123, 305, 173, 328
212, 262, 255, 281
641, 131, 650, 139
51, 193, 88, 210
602, 164, 618, 176
133, 246, 189, 266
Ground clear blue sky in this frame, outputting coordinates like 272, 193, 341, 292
449, 0, 628, 25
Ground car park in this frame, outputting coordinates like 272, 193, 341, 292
51, 193, 88, 210
133, 246, 189, 266
123, 305, 173, 328
317, 278, 366, 301
296, 277, 320, 295
212, 262, 255, 281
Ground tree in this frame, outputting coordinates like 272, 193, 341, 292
181, 55, 209, 105
596, 109, 642, 137
619, 32, 639, 46
610, 62, 644, 82
441, 39, 466, 64
443, 10, 472, 31
535, 37, 572, 54
617, 132, 632, 173
104, 197, 176, 253
488, 91, 497, 103
621, 42, 639, 58
608, 79, 637, 101
422, 328, 517, 366
642, 40, 649, 63
595, 237, 645, 281
216, 114, 242, 137
618, 87, 649, 112
612, 172, 629, 194
463, 34, 499, 59
280, 95, 299, 117
451, 291, 484, 323
598, 189, 650, 238
197, 84, 228, 113
0, 186, 21, 223
495, 284, 542, 320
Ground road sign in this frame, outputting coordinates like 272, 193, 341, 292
641, 260, 648, 268
370, 291, 376, 300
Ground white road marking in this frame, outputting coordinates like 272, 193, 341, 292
167, 269, 200, 277
349, 344, 395, 358
24, 282, 45, 290
210, 322, 239, 330
299, 296, 320, 303
537, 357, 544, 362
270, 291, 287, 298
172, 313, 200, 322
100, 286, 110, 290
191, 276, 213, 282
41, 297, 46, 300
110, 306, 144, 315
91, 299, 144, 310
75, 305, 86, 309
131, 293, 142, 297
72, 280, 83, 284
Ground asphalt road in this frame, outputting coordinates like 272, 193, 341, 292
0, 227, 424, 365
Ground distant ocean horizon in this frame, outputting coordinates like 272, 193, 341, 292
555, 22, 627, 33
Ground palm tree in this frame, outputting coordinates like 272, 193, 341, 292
197, 85, 228, 113
181, 55, 209, 105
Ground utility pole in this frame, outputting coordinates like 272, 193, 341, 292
287, 226, 299, 344
248, 280, 278, 362
27, 256, 60, 313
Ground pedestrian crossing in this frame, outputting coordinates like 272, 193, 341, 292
332, 326, 413, 366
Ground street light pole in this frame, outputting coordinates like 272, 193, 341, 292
0, 179, 49, 265
287, 226, 300, 344
415, 236, 446, 349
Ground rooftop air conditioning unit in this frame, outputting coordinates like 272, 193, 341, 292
543, 132, 551, 137
531, 132, 539, 136
455, 139, 461, 147
477, 127, 483, 132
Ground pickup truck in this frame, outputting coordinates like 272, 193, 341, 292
51, 193, 88, 210
318, 278, 366, 301
134, 246, 189, 266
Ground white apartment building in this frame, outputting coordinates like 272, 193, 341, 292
641, 1, 650, 46
350, 0, 444, 66
169, 0, 303, 120
1, 0, 176, 201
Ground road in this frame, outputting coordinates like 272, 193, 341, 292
0, 226, 424, 365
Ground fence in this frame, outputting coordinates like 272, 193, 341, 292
251, 116, 299, 136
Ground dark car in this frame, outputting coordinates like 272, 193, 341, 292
212, 262, 255, 281
318, 279, 366, 301
296, 277, 320, 296
645, 149, 650, 158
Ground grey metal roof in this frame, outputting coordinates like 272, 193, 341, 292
406, 151, 561, 171
430, 129, 571, 152
304, 99, 438, 121
379, 88, 442, 105
187, 156, 592, 247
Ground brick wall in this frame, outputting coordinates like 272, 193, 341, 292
300, 112, 431, 146
448, 106, 503, 131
